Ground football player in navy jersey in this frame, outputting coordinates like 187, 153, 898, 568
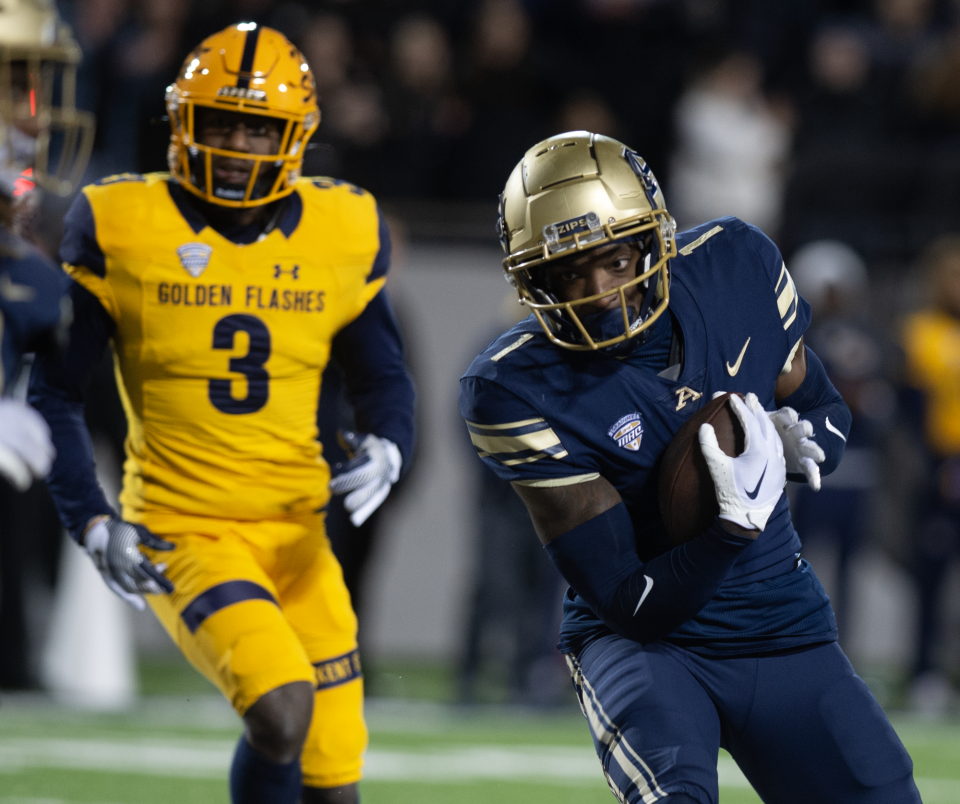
0, 0, 93, 492
459, 132, 920, 804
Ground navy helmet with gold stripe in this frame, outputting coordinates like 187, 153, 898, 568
165, 23, 319, 208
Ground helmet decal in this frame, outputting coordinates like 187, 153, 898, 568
235, 26, 261, 90
623, 147, 662, 209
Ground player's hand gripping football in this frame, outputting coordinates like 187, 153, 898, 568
698, 392, 786, 533
329, 431, 401, 527
767, 406, 826, 491
84, 518, 175, 610
0, 399, 55, 491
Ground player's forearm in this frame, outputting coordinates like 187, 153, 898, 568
27, 281, 117, 540
544, 502, 752, 644
332, 290, 415, 469
27, 390, 114, 540
775, 347, 850, 479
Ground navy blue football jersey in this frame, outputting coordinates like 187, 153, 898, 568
0, 231, 70, 394
460, 217, 837, 656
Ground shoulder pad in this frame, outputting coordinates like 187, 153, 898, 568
94, 173, 147, 186
306, 177, 368, 197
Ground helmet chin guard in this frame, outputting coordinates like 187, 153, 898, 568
497, 132, 677, 351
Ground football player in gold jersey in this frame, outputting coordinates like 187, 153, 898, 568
29, 24, 414, 804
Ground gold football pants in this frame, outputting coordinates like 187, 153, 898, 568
141, 511, 366, 788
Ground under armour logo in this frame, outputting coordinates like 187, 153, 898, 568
273, 264, 300, 280
674, 386, 703, 411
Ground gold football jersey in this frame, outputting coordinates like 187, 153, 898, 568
902, 309, 960, 456
66, 173, 386, 521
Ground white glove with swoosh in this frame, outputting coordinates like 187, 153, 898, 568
767, 406, 825, 491
698, 393, 786, 532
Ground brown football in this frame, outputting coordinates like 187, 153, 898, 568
658, 393, 745, 546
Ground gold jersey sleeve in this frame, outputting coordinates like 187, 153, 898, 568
902, 309, 960, 456
66, 173, 386, 521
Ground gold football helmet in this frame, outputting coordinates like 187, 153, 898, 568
166, 24, 320, 208
498, 132, 677, 351
0, 0, 95, 197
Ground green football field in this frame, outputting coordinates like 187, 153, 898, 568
1, 661, 958, 804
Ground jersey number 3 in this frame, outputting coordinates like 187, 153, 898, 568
208, 314, 271, 414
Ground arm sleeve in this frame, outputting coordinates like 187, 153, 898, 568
776, 346, 851, 479
28, 281, 116, 541
330, 288, 416, 472
59, 191, 106, 277
545, 503, 753, 644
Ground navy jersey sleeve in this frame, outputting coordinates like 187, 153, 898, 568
330, 288, 416, 471
59, 191, 106, 276
28, 281, 116, 540
744, 223, 811, 360
459, 375, 598, 486
0, 246, 71, 393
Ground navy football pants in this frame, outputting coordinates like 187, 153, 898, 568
566, 638, 920, 804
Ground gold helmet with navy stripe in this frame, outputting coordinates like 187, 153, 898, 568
0, 0, 95, 197
497, 132, 677, 351
166, 23, 319, 208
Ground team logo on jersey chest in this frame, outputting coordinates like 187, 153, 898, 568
177, 243, 213, 278
608, 413, 644, 452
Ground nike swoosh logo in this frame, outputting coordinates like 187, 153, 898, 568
633, 575, 654, 615
825, 416, 847, 442
745, 463, 767, 500
725, 337, 751, 376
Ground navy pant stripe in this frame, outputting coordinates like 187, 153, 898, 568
313, 649, 362, 691
181, 580, 277, 633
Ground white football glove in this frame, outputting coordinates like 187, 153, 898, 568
329, 431, 401, 527
0, 398, 55, 491
698, 392, 786, 532
768, 406, 826, 491
84, 518, 175, 610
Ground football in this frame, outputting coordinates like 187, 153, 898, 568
658, 393, 745, 546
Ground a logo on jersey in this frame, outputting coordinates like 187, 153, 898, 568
177, 243, 213, 278
273, 264, 299, 280
674, 386, 703, 411
217, 86, 267, 102
608, 413, 644, 452
726, 337, 751, 377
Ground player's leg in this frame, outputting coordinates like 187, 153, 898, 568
142, 518, 320, 804
231, 680, 316, 804
273, 513, 366, 801
721, 642, 920, 804
567, 635, 723, 804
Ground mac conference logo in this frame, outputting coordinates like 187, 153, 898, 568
608, 412, 643, 452
177, 243, 213, 277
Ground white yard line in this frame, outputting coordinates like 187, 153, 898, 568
0, 737, 955, 799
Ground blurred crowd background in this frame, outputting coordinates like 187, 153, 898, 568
5, 0, 960, 719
